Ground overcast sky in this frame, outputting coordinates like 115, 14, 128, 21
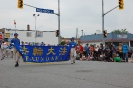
0, 0, 133, 38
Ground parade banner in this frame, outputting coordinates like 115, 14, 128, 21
14, 45, 71, 63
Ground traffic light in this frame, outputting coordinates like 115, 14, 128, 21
18, 0, 23, 9
55, 30, 59, 37
119, 0, 124, 10
103, 30, 107, 38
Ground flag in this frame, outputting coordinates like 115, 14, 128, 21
14, 20, 16, 28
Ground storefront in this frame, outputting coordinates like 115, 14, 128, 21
80, 33, 133, 47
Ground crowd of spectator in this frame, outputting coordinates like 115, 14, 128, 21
75, 41, 133, 62
1, 40, 133, 62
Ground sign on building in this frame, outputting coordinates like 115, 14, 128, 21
36, 31, 43, 37
5, 33, 10, 38
117, 34, 127, 38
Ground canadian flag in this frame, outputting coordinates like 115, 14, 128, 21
14, 20, 16, 25
14, 20, 16, 28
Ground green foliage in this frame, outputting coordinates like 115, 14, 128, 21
112, 29, 128, 34
60, 41, 66, 45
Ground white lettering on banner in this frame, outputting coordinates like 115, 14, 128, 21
36, 8, 41, 12
117, 34, 127, 38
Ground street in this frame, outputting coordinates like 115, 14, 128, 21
0, 58, 133, 88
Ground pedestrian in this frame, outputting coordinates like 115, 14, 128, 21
21, 41, 24, 45
41, 42, 45, 46
84, 43, 90, 60
75, 44, 80, 60
131, 51, 133, 63
11, 33, 20, 67
122, 42, 129, 62
110, 43, 116, 62
1, 41, 9, 60
1, 41, 4, 60
69, 37, 77, 64
118, 43, 123, 59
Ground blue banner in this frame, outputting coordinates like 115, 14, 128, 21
14, 45, 71, 63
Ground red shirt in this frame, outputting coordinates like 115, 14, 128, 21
79, 45, 83, 52
75, 45, 83, 52
90, 46, 94, 51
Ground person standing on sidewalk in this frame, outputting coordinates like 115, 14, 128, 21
69, 37, 77, 64
84, 43, 90, 60
131, 51, 133, 63
1, 41, 6, 60
11, 33, 20, 67
118, 43, 123, 59
122, 42, 129, 62
1, 41, 9, 60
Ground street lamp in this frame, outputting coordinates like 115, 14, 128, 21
58, 0, 60, 44
33, 14, 39, 43
55, 0, 60, 44
102, 0, 105, 45
81, 30, 83, 36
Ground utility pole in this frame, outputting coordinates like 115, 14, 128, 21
58, 0, 61, 44
33, 14, 39, 43
102, 0, 105, 45
102, 0, 119, 45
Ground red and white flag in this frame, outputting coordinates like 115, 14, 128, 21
14, 20, 16, 28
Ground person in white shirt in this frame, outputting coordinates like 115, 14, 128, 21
1, 41, 8, 60
25, 42, 28, 45
21, 41, 24, 45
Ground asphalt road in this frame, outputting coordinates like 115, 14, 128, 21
0, 58, 133, 88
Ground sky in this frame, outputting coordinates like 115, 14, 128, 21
0, 0, 133, 38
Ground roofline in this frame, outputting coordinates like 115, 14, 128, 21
81, 33, 132, 37
1, 28, 55, 32
81, 38, 132, 43
61, 38, 80, 39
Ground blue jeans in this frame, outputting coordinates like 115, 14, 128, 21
123, 53, 128, 62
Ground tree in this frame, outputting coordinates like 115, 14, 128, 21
112, 29, 128, 34
60, 36, 64, 38
60, 41, 66, 45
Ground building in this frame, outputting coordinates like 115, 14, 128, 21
0, 28, 58, 45
80, 33, 133, 47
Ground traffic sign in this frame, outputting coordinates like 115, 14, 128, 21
36, 8, 54, 14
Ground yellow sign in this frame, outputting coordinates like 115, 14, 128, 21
5, 33, 10, 38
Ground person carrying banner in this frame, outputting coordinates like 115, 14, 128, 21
69, 37, 77, 64
11, 33, 20, 67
